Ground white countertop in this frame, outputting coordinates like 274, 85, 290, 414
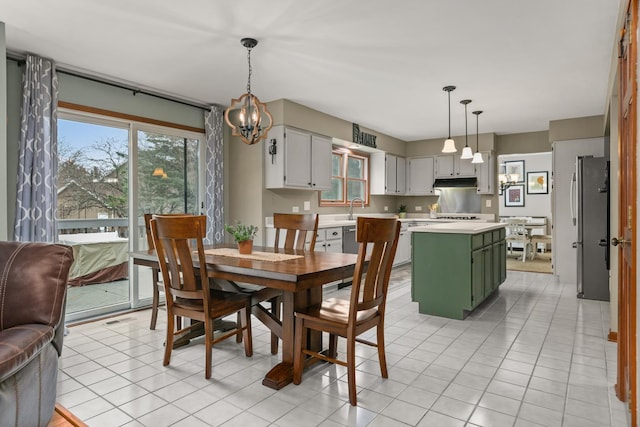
409, 222, 506, 234
266, 213, 495, 229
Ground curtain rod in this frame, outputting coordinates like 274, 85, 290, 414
7, 55, 215, 112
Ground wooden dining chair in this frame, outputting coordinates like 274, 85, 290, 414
273, 213, 319, 251
144, 213, 188, 330
227, 213, 320, 354
292, 216, 400, 406
150, 214, 253, 379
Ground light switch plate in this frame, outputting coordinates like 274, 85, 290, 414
486, 199, 491, 207
415, 206, 422, 211
303, 201, 311, 211
292, 206, 299, 213
384, 206, 388, 211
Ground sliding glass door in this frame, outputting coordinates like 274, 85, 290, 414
135, 129, 202, 304
57, 116, 131, 320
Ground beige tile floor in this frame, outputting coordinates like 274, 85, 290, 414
57, 265, 629, 427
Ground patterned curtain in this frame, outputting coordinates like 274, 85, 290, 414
204, 106, 224, 243
14, 54, 59, 242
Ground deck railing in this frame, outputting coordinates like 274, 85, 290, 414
57, 218, 140, 238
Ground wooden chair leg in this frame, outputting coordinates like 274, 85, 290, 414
150, 272, 160, 330
347, 334, 357, 406
205, 318, 213, 379
163, 311, 174, 367
377, 323, 388, 378
236, 312, 243, 343
270, 296, 281, 354
293, 317, 305, 385
328, 334, 338, 359
241, 307, 253, 357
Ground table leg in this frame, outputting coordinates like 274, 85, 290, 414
262, 288, 323, 390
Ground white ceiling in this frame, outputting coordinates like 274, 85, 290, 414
1, 0, 621, 142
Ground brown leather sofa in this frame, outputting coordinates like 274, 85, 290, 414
0, 241, 74, 427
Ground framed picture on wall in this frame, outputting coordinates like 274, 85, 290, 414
527, 171, 548, 194
504, 160, 525, 182
505, 184, 525, 207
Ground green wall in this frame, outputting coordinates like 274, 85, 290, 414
57, 73, 205, 129
496, 131, 550, 155
549, 115, 605, 141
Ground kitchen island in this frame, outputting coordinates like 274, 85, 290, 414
411, 222, 506, 320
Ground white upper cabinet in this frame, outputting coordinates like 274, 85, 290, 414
370, 153, 406, 195
406, 156, 435, 195
265, 126, 332, 190
475, 151, 495, 194
435, 154, 476, 178
310, 135, 332, 190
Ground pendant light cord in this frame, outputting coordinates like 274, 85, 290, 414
447, 90, 452, 138
476, 113, 479, 150
473, 110, 483, 151
464, 103, 468, 147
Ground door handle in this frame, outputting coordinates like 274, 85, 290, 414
569, 172, 577, 226
598, 239, 608, 247
611, 237, 629, 247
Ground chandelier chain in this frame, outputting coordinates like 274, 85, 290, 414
246, 45, 253, 95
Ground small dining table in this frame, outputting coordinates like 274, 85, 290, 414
130, 244, 360, 390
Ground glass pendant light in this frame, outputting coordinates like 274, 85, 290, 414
460, 99, 473, 159
471, 110, 484, 164
441, 86, 457, 153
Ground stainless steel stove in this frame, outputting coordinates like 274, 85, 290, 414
438, 215, 479, 220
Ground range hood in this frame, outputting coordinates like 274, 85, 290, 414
433, 177, 478, 188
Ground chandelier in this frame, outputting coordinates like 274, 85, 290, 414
498, 164, 519, 192
224, 38, 273, 145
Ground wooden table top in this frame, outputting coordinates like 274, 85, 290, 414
130, 244, 360, 292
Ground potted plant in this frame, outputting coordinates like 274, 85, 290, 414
398, 204, 407, 219
225, 222, 259, 254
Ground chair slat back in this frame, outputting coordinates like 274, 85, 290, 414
273, 213, 319, 251
350, 217, 400, 319
144, 213, 191, 250
151, 215, 208, 302
505, 218, 528, 238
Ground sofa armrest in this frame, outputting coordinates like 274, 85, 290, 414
0, 325, 54, 383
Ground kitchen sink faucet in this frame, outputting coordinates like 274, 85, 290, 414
348, 197, 364, 220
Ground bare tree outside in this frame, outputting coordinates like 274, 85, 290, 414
57, 135, 128, 219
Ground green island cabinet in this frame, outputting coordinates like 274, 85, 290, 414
411, 223, 507, 320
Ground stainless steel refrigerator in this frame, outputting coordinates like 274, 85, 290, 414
571, 156, 609, 301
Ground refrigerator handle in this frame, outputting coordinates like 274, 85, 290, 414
570, 171, 577, 226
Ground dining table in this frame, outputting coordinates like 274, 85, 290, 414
130, 244, 361, 390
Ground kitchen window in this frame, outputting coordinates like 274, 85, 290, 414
319, 149, 369, 206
